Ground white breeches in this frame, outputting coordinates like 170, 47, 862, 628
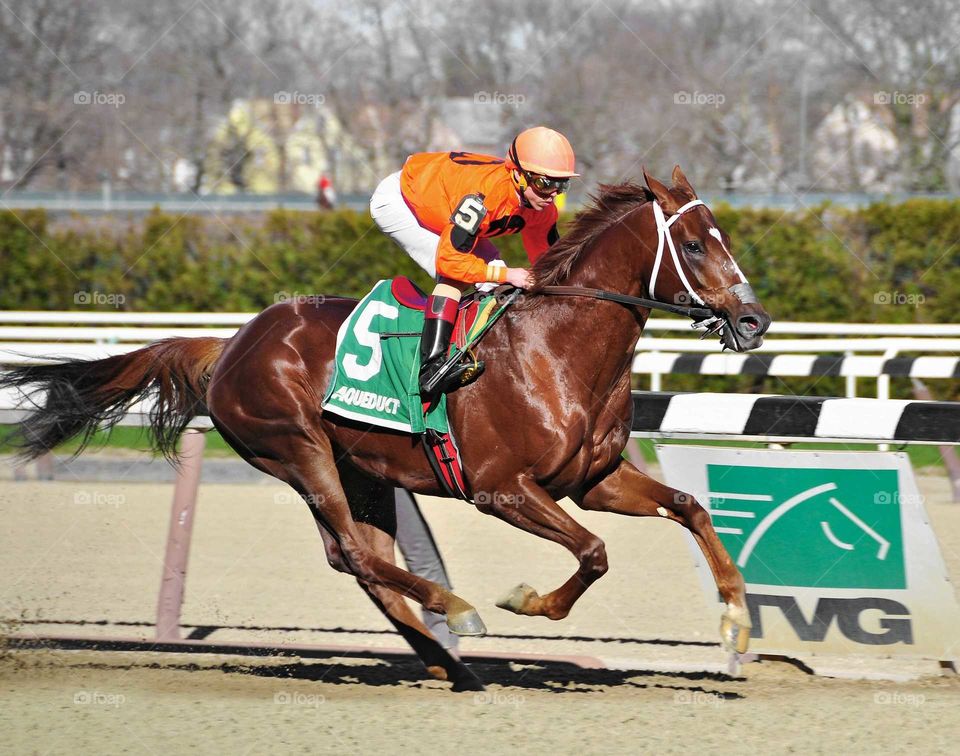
370, 171, 500, 281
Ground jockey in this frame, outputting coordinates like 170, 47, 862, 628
370, 126, 578, 394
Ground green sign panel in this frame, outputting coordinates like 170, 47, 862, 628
705, 465, 906, 589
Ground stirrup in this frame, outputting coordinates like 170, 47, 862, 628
458, 358, 485, 386
420, 356, 485, 396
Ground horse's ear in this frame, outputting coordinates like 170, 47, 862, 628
671, 165, 697, 199
642, 166, 680, 213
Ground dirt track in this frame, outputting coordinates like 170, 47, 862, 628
2, 466, 960, 753
4, 649, 959, 755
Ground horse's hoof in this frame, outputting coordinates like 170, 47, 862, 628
425, 665, 449, 681
720, 606, 752, 654
451, 670, 486, 693
495, 583, 539, 615
447, 608, 487, 637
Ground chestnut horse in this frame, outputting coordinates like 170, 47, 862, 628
3, 167, 770, 691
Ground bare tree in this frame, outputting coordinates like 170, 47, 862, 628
808, 0, 960, 191
3, 0, 957, 195
0, 0, 113, 189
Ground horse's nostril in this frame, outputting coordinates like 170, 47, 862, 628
737, 315, 761, 336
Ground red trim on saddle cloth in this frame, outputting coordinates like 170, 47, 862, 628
422, 422, 470, 500
451, 301, 480, 348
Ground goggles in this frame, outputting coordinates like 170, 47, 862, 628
525, 172, 570, 196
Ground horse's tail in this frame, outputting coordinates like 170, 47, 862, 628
0, 337, 226, 462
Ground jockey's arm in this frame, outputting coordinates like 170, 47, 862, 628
435, 224, 508, 284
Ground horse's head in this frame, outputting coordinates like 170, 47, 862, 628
639, 166, 771, 351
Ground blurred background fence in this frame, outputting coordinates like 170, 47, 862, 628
4, 191, 960, 215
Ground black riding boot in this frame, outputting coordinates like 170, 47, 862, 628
419, 310, 484, 395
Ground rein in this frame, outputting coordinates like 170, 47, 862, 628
537, 285, 712, 320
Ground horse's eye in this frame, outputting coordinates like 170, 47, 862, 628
682, 241, 703, 255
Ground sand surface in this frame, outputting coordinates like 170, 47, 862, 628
4, 649, 960, 755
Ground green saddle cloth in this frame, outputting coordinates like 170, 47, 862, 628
321, 279, 500, 434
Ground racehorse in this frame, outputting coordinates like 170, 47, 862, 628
2, 166, 770, 691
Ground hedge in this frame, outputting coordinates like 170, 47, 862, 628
1, 201, 958, 398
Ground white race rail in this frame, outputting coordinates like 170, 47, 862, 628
644, 318, 960, 336
1, 311, 957, 398
639, 320, 960, 401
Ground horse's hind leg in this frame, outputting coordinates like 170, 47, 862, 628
313, 467, 484, 691
354, 526, 484, 692
578, 458, 751, 653
288, 438, 486, 636
315, 525, 486, 690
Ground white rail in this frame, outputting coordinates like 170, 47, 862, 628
644, 318, 960, 336
1, 312, 957, 394
635, 337, 960, 353
0, 311, 253, 325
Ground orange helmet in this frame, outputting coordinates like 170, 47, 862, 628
508, 126, 579, 178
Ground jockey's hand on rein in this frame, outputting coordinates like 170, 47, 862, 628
505, 268, 534, 289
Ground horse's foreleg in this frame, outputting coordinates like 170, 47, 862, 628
577, 458, 751, 653
476, 475, 608, 621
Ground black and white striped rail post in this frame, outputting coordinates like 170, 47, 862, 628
630, 390, 960, 502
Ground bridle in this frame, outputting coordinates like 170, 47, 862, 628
650, 198, 707, 305
649, 198, 758, 310
539, 198, 759, 335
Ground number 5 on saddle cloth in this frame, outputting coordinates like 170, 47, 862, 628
322, 277, 517, 499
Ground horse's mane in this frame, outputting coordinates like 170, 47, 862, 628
531, 182, 655, 289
